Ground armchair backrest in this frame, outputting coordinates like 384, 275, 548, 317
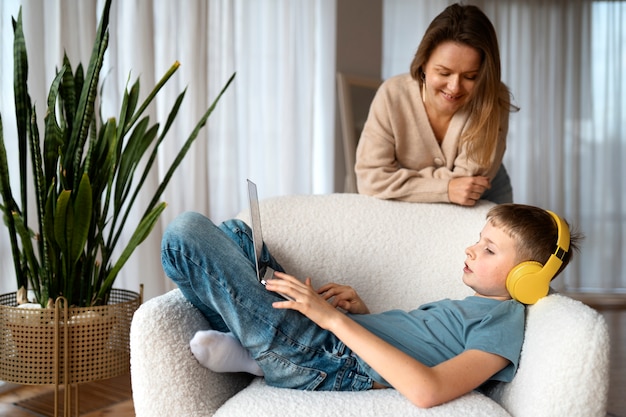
238, 193, 491, 313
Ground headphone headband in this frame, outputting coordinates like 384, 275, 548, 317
542, 210, 570, 278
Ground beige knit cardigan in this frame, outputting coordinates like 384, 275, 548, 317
355, 73, 508, 203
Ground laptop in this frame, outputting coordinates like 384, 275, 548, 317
247, 179, 294, 301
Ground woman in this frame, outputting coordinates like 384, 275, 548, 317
355, 3, 518, 206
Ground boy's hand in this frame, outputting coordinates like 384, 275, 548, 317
266, 272, 348, 329
317, 283, 370, 314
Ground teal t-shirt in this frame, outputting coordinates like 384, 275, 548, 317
349, 296, 525, 386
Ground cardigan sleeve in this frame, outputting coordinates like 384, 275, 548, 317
355, 74, 452, 203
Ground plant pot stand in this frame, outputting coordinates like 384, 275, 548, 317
0, 287, 142, 417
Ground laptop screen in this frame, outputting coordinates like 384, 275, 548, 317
247, 179, 265, 278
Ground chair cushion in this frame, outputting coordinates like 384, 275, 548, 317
214, 378, 512, 417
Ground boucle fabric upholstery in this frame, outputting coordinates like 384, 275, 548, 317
130, 193, 609, 417
214, 378, 511, 417
489, 293, 610, 417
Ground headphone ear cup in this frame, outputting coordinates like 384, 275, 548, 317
506, 261, 549, 304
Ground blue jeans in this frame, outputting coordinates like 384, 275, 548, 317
161, 212, 374, 391
482, 164, 513, 204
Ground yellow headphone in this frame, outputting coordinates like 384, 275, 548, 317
506, 210, 570, 305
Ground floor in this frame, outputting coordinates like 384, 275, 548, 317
0, 308, 623, 417
0, 373, 134, 417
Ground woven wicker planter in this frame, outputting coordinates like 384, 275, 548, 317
0, 288, 142, 386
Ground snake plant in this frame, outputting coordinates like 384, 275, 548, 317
0, 0, 235, 307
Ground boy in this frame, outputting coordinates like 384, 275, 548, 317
161, 203, 580, 408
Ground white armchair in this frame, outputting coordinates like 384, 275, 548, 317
130, 194, 609, 417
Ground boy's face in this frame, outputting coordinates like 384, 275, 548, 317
463, 221, 518, 300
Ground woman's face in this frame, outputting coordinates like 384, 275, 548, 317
422, 41, 482, 117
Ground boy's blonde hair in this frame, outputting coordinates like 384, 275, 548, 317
486, 204, 582, 280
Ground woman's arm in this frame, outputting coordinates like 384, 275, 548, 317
266, 273, 509, 408
354, 89, 453, 203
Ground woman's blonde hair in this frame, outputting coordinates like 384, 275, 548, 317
410, 3, 518, 167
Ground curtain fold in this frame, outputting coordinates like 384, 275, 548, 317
582, 1, 626, 290
383, 0, 625, 292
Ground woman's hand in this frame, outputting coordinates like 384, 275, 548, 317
266, 272, 353, 329
448, 176, 490, 206
317, 282, 370, 314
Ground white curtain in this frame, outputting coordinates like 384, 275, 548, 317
383, 0, 625, 293
3, 0, 623, 298
0, 0, 337, 301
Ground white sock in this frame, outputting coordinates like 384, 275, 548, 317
190, 330, 264, 376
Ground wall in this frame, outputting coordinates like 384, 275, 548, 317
334, 0, 382, 192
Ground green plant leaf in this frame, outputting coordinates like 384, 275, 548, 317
70, 173, 92, 262
59, 55, 77, 130
13, 9, 32, 221
106, 89, 186, 256
68, 1, 111, 188
43, 67, 66, 188
27, 107, 51, 292
42, 180, 58, 285
0, 116, 27, 289
94, 202, 166, 303
92, 119, 118, 220
114, 116, 151, 207
123, 62, 180, 137
11, 211, 41, 302
120, 78, 140, 132
54, 190, 71, 255
144, 72, 236, 214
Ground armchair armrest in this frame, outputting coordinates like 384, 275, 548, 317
489, 294, 609, 417
131, 289, 253, 417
